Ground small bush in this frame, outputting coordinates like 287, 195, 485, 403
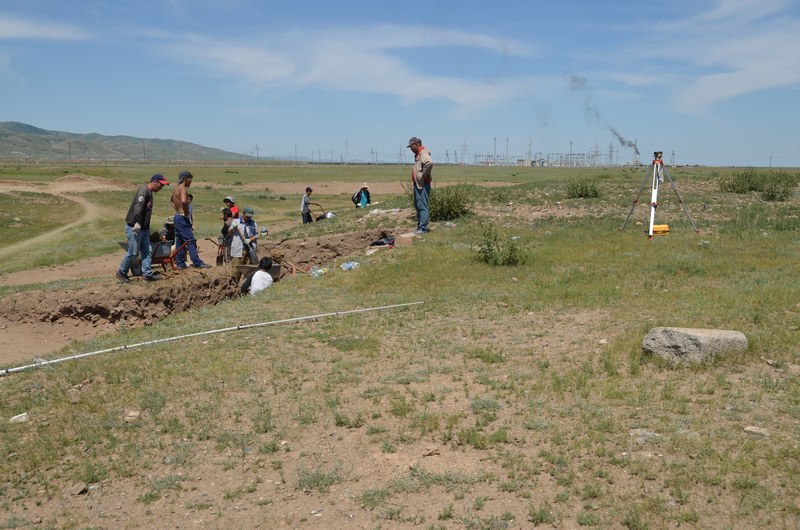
566, 178, 600, 199
528, 502, 556, 525
475, 224, 527, 267
718, 168, 760, 193
761, 170, 798, 201
718, 168, 798, 200
430, 184, 472, 221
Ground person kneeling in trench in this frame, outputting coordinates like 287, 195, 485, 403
240, 257, 274, 296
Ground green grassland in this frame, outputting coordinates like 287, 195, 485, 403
1, 163, 800, 527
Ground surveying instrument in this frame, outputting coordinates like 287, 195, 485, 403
620, 151, 699, 238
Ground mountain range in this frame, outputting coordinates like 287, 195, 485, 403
0, 122, 248, 162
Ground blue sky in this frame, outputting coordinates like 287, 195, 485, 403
2, 0, 799, 166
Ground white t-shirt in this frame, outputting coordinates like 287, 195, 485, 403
249, 270, 273, 295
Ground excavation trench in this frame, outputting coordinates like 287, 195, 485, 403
0, 228, 401, 364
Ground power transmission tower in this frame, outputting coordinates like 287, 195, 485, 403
669, 149, 675, 165
527, 138, 533, 166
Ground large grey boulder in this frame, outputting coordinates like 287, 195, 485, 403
643, 327, 748, 365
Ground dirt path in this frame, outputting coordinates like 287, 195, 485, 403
0, 194, 100, 262
0, 175, 130, 261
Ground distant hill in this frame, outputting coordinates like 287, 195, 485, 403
0, 122, 248, 162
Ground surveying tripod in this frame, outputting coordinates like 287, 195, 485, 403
620, 151, 699, 238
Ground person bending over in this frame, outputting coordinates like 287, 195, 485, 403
351, 183, 371, 208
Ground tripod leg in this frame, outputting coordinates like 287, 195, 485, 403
620, 166, 652, 231
663, 168, 700, 234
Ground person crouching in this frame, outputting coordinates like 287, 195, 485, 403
240, 257, 274, 296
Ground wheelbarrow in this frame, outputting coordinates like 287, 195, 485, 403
118, 239, 187, 273
234, 262, 283, 282
313, 204, 337, 222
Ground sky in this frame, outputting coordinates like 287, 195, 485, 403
2, 0, 800, 167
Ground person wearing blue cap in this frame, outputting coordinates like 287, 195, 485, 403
116, 174, 169, 283
170, 170, 211, 269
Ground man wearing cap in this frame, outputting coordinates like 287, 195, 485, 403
159, 216, 175, 243
300, 187, 320, 224
351, 183, 371, 208
170, 170, 210, 269
116, 174, 169, 283
407, 136, 433, 234
223, 196, 239, 218
230, 206, 259, 268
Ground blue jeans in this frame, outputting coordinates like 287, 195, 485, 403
119, 224, 153, 277
174, 214, 205, 268
413, 182, 430, 232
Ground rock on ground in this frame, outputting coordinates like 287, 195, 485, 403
642, 327, 748, 365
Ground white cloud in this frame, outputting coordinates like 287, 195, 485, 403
157, 24, 542, 110
0, 14, 90, 40
636, 0, 800, 111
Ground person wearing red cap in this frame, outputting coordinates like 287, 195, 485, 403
116, 174, 169, 283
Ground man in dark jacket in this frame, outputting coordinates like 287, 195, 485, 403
116, 174, 169, 283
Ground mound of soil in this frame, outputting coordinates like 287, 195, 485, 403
265, 227, 393, 270
0, 228, 402, 366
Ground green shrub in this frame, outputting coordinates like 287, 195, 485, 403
475, 224, 527, 267
430, 184, 472, 221
566, 178, 600, 199
718, 168, 798, 200
761, 170, 798, 201
718, 168, 760, 193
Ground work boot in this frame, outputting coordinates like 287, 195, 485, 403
115, 270, 130, 283
144, 274, 162, 282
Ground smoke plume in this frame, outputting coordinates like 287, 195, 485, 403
566, 71, 639, 156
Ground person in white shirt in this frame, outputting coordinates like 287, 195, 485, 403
240, 257, 274, 295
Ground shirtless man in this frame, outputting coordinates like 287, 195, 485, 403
170, 170, 210, 269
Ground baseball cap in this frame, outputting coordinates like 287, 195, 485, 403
150, 174, 169, 185
407, 136, 421, 147
362, 183, 369, 189
166, 216, 174, 224
223, 196, 235, 203
244, 206, 255, 216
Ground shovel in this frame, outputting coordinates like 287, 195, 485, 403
244, 242, 258, 265
204, 238, 226, 266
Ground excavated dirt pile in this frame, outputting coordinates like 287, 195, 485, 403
1, 267, 238, 332
265, 227, 394, 271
